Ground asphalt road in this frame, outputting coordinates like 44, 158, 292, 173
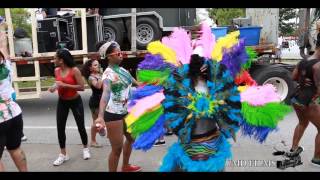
1, 90, 319, 172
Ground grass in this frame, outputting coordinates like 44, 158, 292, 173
16, 77, 89, 89
17, 77, 55, 88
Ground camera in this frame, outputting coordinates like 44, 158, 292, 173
276, 155, 303, 170
273, 146, 304, 170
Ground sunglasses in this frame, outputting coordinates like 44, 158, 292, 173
108, 52, 122, 57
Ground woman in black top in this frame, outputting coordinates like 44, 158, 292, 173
290, 32, 320, 167
82, 59, 103, 148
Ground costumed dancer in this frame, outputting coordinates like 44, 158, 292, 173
124, 22, 291, 172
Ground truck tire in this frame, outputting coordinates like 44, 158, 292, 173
126, 17, 162, 50
103, 20, 123, 46
251, 66, 294, 104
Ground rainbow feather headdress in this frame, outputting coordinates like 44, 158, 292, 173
124, 22, 291, 171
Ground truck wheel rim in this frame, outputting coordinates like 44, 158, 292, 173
136, 24, 154, 44
263, 77, 288, 101
103, 27, 116, 41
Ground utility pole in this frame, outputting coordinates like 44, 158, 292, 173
297, 8, 311, 59
131, 8, 137, 52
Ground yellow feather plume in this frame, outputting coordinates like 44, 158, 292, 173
238, 85, 248, 93
147, 41, 178, 66
211, 31, 240, 62
125, 104, 162, 133
125, 113, 138, 133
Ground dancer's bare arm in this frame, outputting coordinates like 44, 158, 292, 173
90, 76, 103, 89
95, 79, 111, 129
292, 66, 299, 81
312, 64, 320, 100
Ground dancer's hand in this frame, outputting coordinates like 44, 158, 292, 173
200, 64, 208, 73
56, 81, 67, 88
48, 87, 56, 93
48, 83, 57, 93
200, 64, 208, 76
95, 117, 106, 131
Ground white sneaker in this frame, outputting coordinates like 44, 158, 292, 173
21, 135, 27, 142
83, 148, 91, 160
53, 153, 69, 166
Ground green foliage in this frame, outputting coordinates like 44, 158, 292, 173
0, 9, 4, 16
279, 8, 297, 36
313, 8, 320, 21
0, 8, 31, 37
207, 8, 245, 26
312, 8, 320, 25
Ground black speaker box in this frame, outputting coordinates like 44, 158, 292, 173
36, 18, 70, 52
72, 15, 103, 52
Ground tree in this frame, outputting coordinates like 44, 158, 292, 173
314, 8, 320, 21
0, 8, 31, 37
279, 8, 298, 36
207, 8, 245, 26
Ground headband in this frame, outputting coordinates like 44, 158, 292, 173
98, 41, 120, 59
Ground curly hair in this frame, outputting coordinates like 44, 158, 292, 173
81, 59, 94, 81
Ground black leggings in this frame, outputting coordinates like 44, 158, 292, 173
56, 96, 88, 149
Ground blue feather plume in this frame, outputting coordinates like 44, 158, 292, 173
128, 85, 163, 107
166, 114, 187, 129
159, 136, 231, 172
132, 115, 165, 151
240, 119, 278, 143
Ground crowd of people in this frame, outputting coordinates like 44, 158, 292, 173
1, 22, 320, 172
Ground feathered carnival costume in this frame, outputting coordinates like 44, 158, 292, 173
124, 22, 292, 172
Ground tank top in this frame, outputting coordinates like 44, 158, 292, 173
304, 59, 320, 83
292, 59, 320, 105
89, 75, 103, 98
102, 66, 133, 114
55, 67, 78, 99
0, 60, 22, 123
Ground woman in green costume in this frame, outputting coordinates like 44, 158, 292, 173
94, 41, 142, 172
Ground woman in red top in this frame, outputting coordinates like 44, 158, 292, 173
48, 48, 90, 166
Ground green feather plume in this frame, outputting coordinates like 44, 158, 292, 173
128, 106, 164, 139
242, 47, 258, 70
137, 69, 170, 85
241, 102, 292, 128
